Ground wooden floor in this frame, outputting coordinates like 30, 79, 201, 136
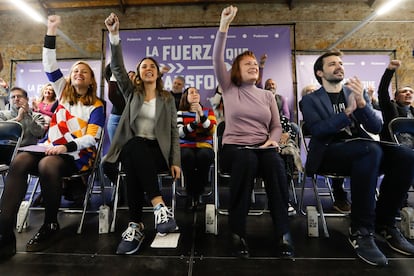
1, 178, 414, 276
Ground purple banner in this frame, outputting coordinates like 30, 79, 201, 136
14, 60, 102, 103
104, 26, 293, 111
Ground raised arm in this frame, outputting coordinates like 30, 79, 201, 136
105, 13, 134, 99
213, 6, 238, 91
378, 60, 401, 115
43, 15, 66, 99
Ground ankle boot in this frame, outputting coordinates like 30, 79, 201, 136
231, 233, 250, 259
26, 222, 60, 252
278, 232, 294, 258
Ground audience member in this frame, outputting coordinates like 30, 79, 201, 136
378, 60, 414, 143
104, 13, 180, 255
264, 78, 290, 119
279, 115, 302, 216
300, 83, 350, 213
367, 85, 380, 110
32, 83, 58, 124
0, 15, 105, 261
0, 78, 8, 110
301, 84, 317, 97
104, 64, 126, 142
177, 87, 216, 210
300, 50, 414, 266
170, 75, 185, 110
378, 60, 414, 208
208, 85, 225, 124
0, 87, 46, 145
213, 5, 294, 259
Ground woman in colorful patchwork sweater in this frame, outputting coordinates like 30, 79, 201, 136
177, 87, 216, 209
0, 14, 105, 260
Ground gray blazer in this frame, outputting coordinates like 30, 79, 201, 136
103, 42, 180, 168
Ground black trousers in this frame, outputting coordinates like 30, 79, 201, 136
220, 144, 289, 237
180, 147, 214, 198
119, 137, 168, 223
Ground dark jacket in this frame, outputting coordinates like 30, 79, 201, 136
300, 86, 382, 174
378, 68, 414, 142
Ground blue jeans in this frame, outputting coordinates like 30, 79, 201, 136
107, 114, 121, 142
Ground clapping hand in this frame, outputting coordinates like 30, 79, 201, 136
344, 77, 366, 108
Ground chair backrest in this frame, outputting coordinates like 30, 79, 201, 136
213, 121, 227, 175
0, 121, 23, 165
299, 120, 311, 155
388, 117, 414, 149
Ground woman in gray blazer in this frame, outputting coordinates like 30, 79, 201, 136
104, 13, 181, 255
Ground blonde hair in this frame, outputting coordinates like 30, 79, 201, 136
61, 61, 98, 106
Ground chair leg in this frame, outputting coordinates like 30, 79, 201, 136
110, 164, 123, 233
171, 179, 176, 216
77, 173, 96, 234
323, 177, 335, 203
17, 176, 40, 233
311, 176, 329, 238
290, 178, 297, 205
299, 173, 307, 216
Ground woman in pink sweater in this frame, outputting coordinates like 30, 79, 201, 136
213, 5, 293, 259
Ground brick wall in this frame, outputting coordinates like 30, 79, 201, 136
0, 2, 412, 97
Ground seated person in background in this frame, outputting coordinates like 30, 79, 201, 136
214, 5, 294, 259
300, 50, 414, 266
32, 83, 58, 125
104, 13, 180, 255
0, 87, 46, 146
279, 115, 302, 216
265, 78, 290, 119
177, 87, 216, 210
367, 85, 380, 111
0, 14, 105, 261
0, 78, 9, 111
104, 64, 126, 142
301, 84, 317, 97
208, 85, 225, 125
378, 60, 414, 144
378, 60, 414, 208
170, 75, 185, 110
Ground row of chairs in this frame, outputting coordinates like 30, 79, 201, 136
1, 117, 412, 238
0, 121, 105, 234
298, 117, 414, 238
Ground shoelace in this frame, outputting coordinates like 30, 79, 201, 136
121, 224, 142, 242
154, 206, 173, 225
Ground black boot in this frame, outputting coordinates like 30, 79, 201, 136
0, 232, 16, 262
26, 223, 60, 252
231, 233, 250, 259
278, 232, 294, 258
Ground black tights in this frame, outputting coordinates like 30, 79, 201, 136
0, 152, 77, 235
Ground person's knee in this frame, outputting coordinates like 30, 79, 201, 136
38, 156, 64, 176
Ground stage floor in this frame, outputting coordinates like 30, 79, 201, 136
1, 178, 414, 276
